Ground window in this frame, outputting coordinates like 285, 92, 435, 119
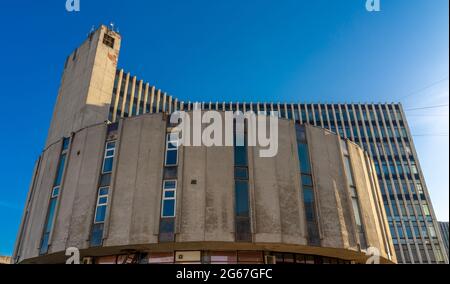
62, 137, 71, 151
94, 187, 109, 223
235, 181, 250, 217
161, 180, 177, 218
422, 203, 431, 216
40, 137, 70, 255
435, 247, 445, 262
103, 34, 115, 48
234, 123, 251, 242
234, 146, 248, 166
235, 167, 249, 180
102, 141, 116, 173
297, 143, 311, 174
343, 157, 354, 187
416, 183, 424, 195
165, 134, 179, 166
428, 225, 437, 239
303, 188, 316, 222
51, 186, 60, 198
410, 161, 419, 175
296, 126, 320, 246
341, 140, 367, 249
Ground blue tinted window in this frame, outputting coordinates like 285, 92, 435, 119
163, 199, 176, 217
90, 223, 104, 247
45, 198, 58, 233
235, 167, 249, 180
234, 146, 248, 166
303, 188, 315, 222
95, 205, 107, 223
103, 157, 114, 173
301, 174, 313, 186
235, 181, 249, 217
298, 144, 311, 174
54, 154, 67, 186
52, 187, 60, 198
98, 197, 108, 205
164, 191, 175, 198
165, 150, 178, 166
164, 181, 176, 189
99, 187, 109, 196
40, 233, 50, 255
62, 138, 71, 151
107, 142, 116, 150
167, 140, 178, 150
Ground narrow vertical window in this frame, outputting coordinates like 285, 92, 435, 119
40, 137, 70, 255
296, 125, 320, 246
90, 139, 117, 247
161, 181, 177, 218
159, 128, 180, 243
102, 141, 116, 173
165, 134, 179, 166
341, 140, 367, 249
94, 187, 109, 223
234, 120, 251, 242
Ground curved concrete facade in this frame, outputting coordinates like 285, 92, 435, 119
14, 112, 395, 264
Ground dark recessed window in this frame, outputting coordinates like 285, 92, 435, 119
103, 34, 115, 49
235, 167, 249, 180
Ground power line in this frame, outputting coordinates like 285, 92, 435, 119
405, 104, 449, 111
407, 113, 449, 117
412, 134, 449, 137
399, 76, 449, 101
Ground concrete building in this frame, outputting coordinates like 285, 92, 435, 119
439, 222, 449, 259
13, 25, 446, 264
0, 256, 12, 264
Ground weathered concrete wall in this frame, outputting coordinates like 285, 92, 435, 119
0, 256, 12, 264
15, 114, 394, 264
348, 143, 394, 261
53, 124, 106, 252
105, 114, 166, 247
252, 119, 306, 245
46, 25, 120, 147
308, 127, 358, 250
178, 112, 235, 242
16, 140, 62, 261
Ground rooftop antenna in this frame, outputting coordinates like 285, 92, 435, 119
87, 25, 96, 38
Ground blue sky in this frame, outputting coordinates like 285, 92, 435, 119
0, 0, 448, 256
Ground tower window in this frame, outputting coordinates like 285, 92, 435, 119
103, 34, 115, 49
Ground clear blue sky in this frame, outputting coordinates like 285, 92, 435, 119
0, 0, 448, 256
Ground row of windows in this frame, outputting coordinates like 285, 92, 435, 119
109, 93, 406, 131
108, 75, 406, 129
108, 81, 436, 262
93, 251, 352, 264
394, 244, 446, 264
